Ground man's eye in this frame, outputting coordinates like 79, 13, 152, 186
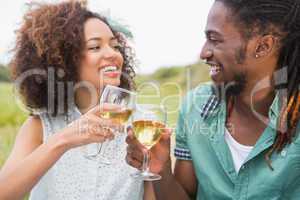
208, 37, 218, 43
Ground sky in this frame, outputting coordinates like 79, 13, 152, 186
0, 0, 214, 74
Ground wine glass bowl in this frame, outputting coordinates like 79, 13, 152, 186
82, 85, 136, 163
132, 119, 165, 149
130, 104, 167, 181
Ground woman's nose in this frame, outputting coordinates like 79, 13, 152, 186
102, 46, 118, 60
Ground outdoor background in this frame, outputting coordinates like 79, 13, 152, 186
0, 62, 210, 168
0, 63, 210, 200
0, 0, 213, 199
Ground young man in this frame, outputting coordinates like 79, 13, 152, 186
126, 0, 300, 199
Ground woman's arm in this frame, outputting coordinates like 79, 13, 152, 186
0, 116, 67, 200
0, 106, 117, 200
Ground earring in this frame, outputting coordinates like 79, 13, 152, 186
255, 54, 259, 58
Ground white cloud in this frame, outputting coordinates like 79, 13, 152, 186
0, 0, 214, 73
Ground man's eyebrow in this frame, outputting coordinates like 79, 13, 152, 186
205, 30, 223, 38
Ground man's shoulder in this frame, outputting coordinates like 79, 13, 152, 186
181, 82, 215, 114
188, 82, 214, 96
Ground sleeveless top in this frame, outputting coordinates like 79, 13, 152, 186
29, 105, 143, 200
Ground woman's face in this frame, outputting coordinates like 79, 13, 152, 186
78, 18, 124, 91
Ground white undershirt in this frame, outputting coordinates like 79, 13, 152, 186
224, 128, 254, 173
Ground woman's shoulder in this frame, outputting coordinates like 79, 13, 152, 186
18, 116, 43, 143
5, 116, 44, 164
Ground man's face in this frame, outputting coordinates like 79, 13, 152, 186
200, 1, 251, 95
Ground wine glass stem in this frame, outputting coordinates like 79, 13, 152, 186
142, 149, 150, 173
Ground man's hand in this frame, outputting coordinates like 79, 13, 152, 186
125, 127, 172, 174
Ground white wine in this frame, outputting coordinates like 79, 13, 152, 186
132, 120, 165, 149
101, 109, 133, 124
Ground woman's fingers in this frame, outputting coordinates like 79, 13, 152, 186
87, 103, 123, 117
86, 114, 122, 134
100, 103, 123, 112
77, 116, 114, 140
87, 108, 124, 132
88, 115, 116, 130
86, 105, 102, 116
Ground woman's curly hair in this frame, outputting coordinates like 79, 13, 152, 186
10, 0, 136, 115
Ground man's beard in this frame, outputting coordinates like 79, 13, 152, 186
225, 73, 247, 97
211, 42, 248, 100
226, 43, 247, 97
212, 73, 246, 102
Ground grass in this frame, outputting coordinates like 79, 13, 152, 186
0, 83, 29, 199
0, 83, 28, 167
0, 83, 28, 126
0, 63, 210, 166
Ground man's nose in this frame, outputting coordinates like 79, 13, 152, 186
200, 43, 213, 60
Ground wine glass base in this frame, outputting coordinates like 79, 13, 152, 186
131, 171, 161, 181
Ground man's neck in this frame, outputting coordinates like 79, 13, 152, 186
234, 79, 275, 118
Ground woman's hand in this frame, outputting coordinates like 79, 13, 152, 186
58, 105, 122, 150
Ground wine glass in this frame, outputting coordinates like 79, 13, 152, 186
82, 85, 136, 163
130, 104, 167, 181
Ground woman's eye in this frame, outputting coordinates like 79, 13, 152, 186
112, 45, 122, 51
88, 46, 100, 50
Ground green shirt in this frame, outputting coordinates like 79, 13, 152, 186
174, 82, 300, 200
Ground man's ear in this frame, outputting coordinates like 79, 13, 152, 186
254, 35, 277, 58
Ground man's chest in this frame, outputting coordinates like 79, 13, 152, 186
226, 111, 268, 146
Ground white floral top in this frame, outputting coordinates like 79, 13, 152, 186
29, 105, 143, 200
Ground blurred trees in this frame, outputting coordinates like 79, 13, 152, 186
136, 61, 210, 93
0, 64, 10, 82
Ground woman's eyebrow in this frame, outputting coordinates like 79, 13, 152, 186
86, 36, 117, 42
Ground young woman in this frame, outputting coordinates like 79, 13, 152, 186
0, 1, 149, 199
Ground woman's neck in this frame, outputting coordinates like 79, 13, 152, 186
75, 88, 101, 114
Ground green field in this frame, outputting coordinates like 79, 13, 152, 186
0, 63, 210, 166
0, 83, 28, 167
0, 80, 184, 167
0, 63, 210, 199
0, 80, 186, 167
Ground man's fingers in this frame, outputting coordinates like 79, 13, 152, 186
126, 155, 142, 169
126, 127, 135, 141
130, 149, 144, 162
163, 127, 173, 135
125, 134, 145, 152
126, 135, 145, 162
158, 127, 172, 146
127, 144, 144, 160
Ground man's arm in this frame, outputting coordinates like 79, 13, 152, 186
152, 160, 197, 200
